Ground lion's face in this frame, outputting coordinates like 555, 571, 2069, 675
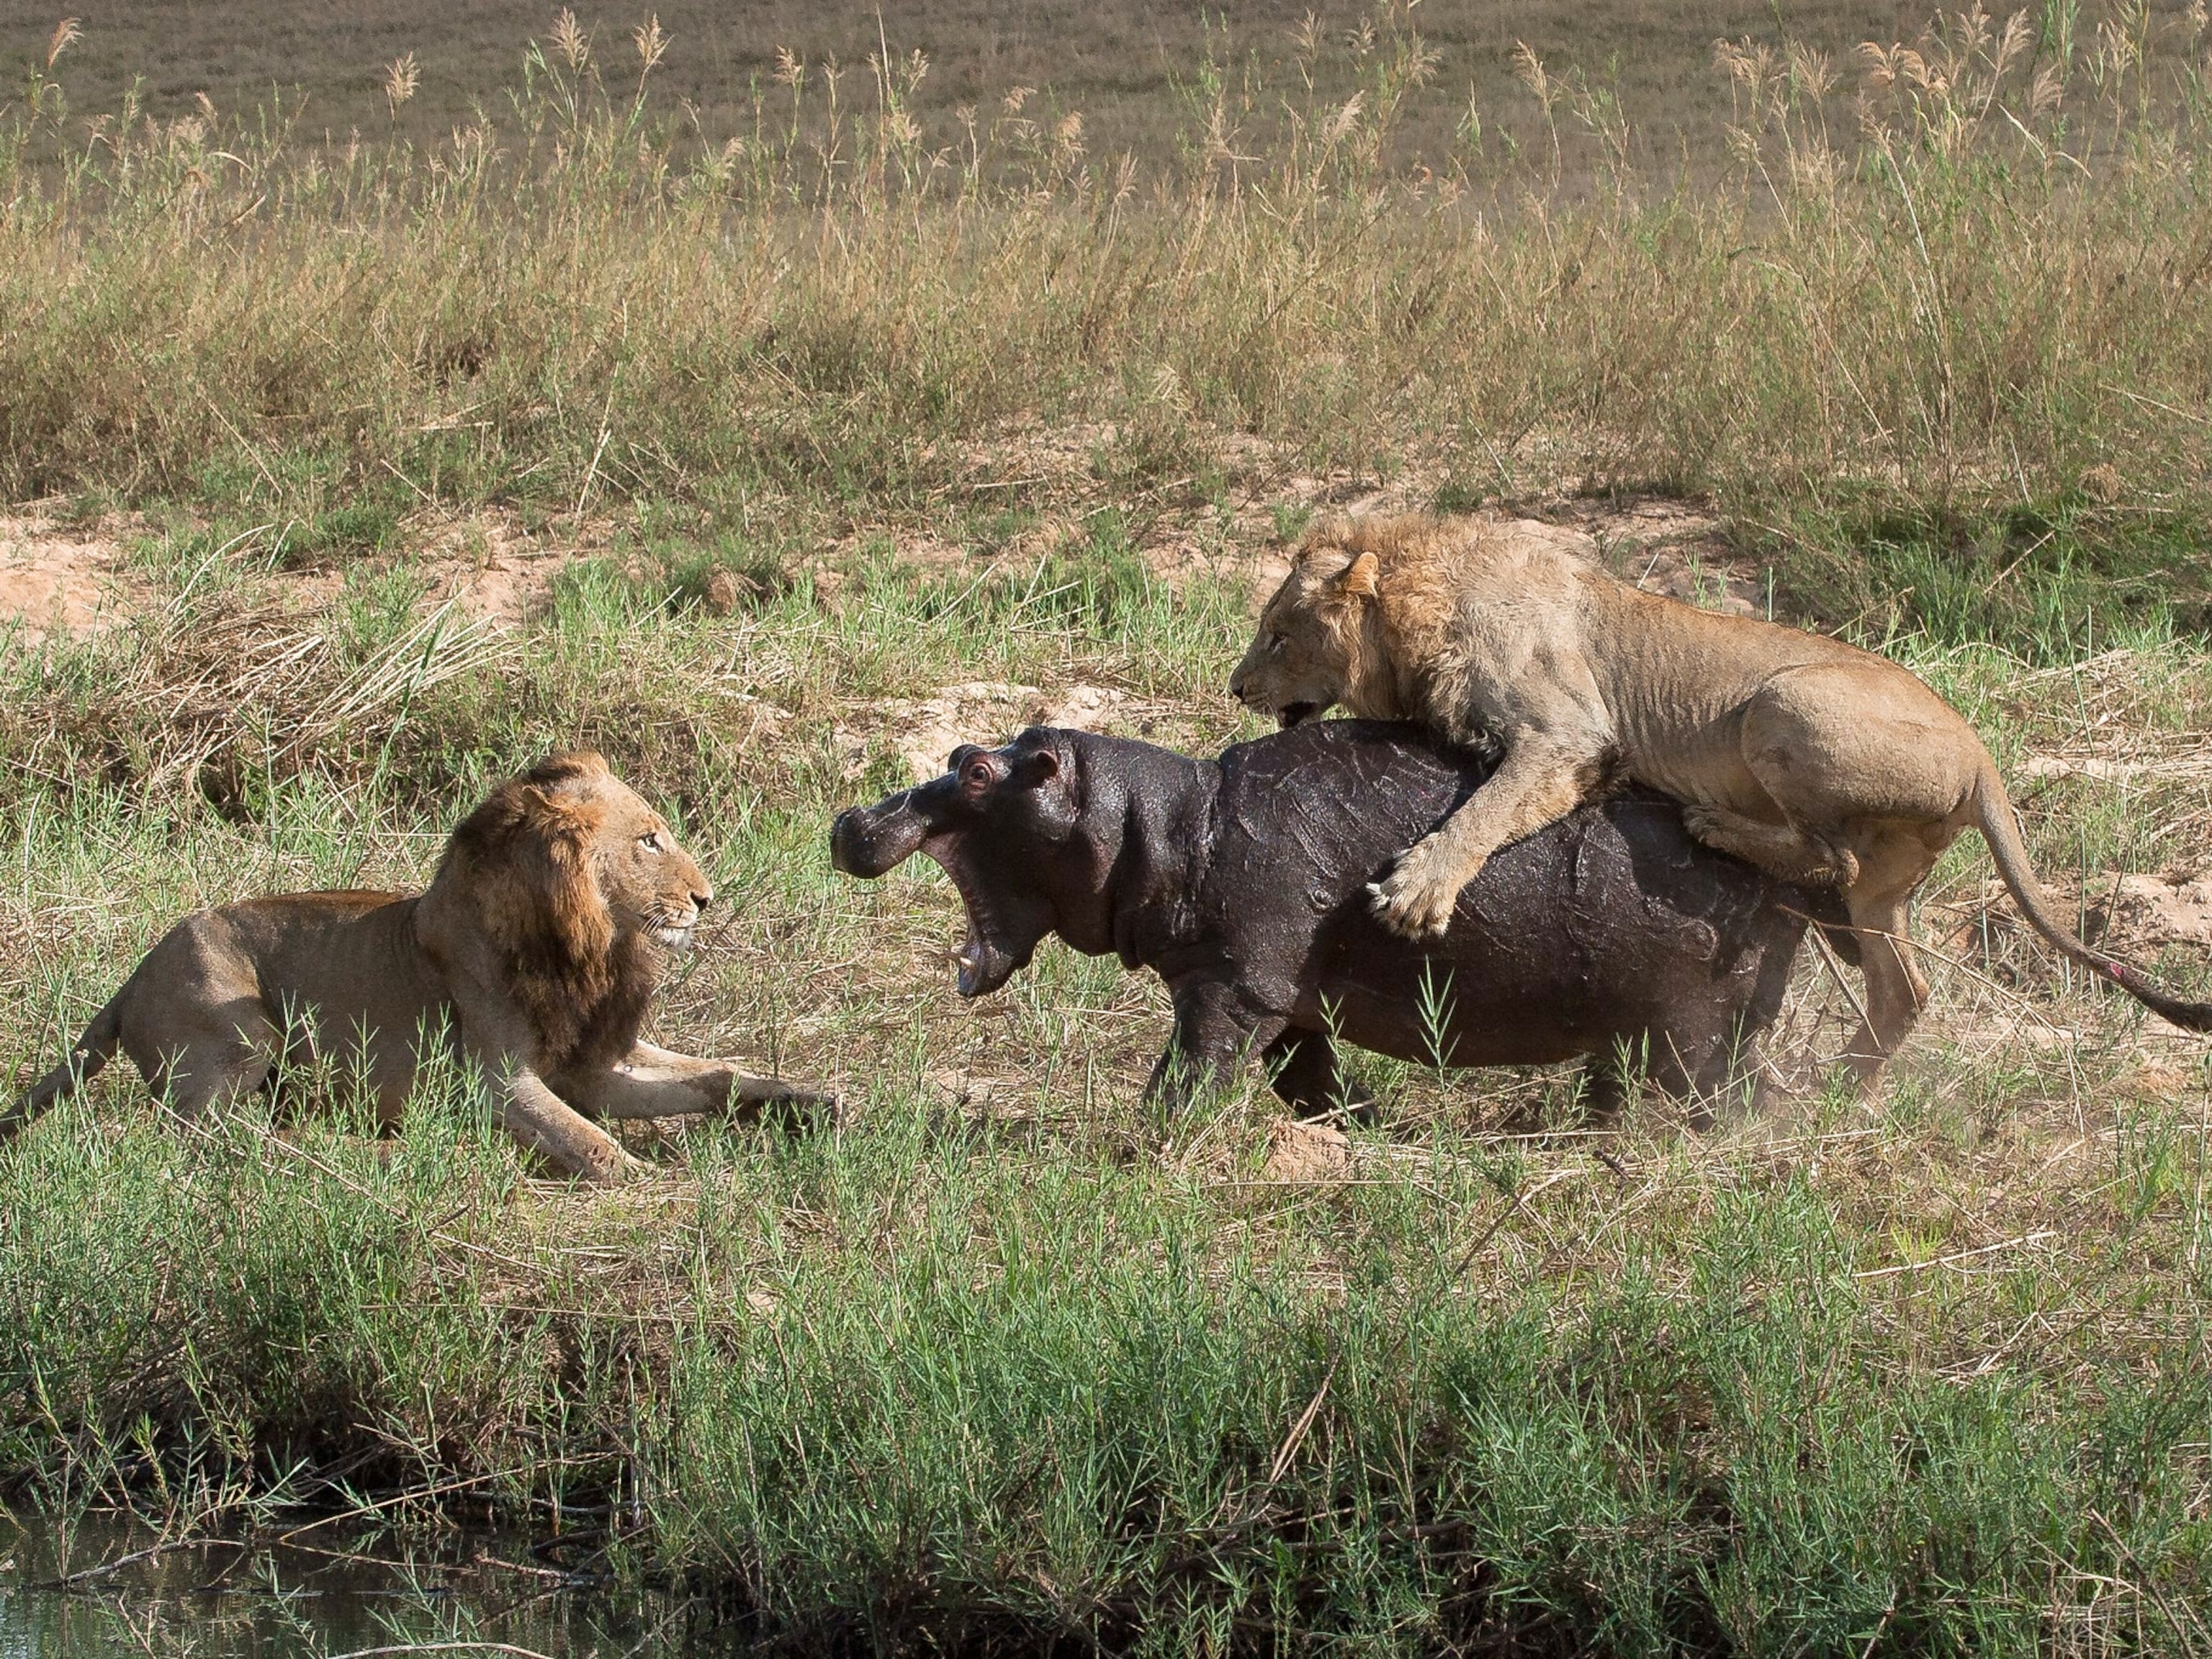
585, 777, 714, 951
1228, 547, 1379, 728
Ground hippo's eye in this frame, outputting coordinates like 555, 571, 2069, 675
963, 760, 992, 787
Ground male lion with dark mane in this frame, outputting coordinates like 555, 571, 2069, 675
1228, 513, 2212, 1076
5, 752, 831, 1179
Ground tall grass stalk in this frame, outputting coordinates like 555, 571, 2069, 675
4, 4, 2212, 613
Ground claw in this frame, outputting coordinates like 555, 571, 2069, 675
1369, 875, 1453, 939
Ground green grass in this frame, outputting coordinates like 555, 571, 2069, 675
5, 531, 2212, 1651
10, 1084, 2212, 1653
6, 4, 2212, 1652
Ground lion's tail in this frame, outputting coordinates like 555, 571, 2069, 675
1974, 764, 2212, 1033
4, 989, 127, 1141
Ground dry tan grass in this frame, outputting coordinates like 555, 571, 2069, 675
4, 6, 2212, 1643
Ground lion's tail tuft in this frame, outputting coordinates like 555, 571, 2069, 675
4, 991, 127, 1141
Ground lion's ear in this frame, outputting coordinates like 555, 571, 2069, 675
1334, 552, 1380, 600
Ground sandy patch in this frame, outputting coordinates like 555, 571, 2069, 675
0, 513, 152, 644
835, 680, 1180, 783
1030, 682, 1172, 738
2088, 872, 2212, 950
0, 508, 588, 644
1262, 1118, 1352, 1182
1944, 868, 2212, 961
404, 511, 571, 627
2018, 747, 2212, 786
1547, 498, 1765, 616
834, 680, 1040, 783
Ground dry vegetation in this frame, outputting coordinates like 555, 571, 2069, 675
3, 3, 2212, 1653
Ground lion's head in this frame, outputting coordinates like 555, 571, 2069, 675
1228, 521, 1387, 728
428, 752, 714, 1074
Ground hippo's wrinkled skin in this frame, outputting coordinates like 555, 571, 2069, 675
831, 721, 1843, 1119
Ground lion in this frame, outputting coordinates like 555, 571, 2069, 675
1228, 513, 2212, 1075
4, 752, 832, 1179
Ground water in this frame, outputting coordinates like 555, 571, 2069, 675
0, 1511, 744, 1658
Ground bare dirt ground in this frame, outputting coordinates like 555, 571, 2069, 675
1, 423, 1769, 644
0, 508, 577, 643
0, 512, 154, 644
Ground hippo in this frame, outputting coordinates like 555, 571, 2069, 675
830, 721, 1847, 1119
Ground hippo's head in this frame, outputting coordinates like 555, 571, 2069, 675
830, 728, 1104, 997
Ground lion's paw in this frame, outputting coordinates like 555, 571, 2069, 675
590, 1144, 657, 1184
1367, 841, 1471, 940
771, 1086, 843, 1130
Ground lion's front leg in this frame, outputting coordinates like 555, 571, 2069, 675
496, 1064, 648, 1182
1371, 737, 1606, 939
576, 1043, 839, 1123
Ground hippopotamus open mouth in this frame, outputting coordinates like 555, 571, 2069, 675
830, 744, 1074, 997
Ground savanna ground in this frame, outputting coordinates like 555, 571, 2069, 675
4, 1, 2212, 1652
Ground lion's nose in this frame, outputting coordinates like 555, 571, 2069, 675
1228, 671, 1246, 702
691, 889, 712, 915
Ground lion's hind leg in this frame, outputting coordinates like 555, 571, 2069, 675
126, 998, 282, 1120
1835, 837, 1940, 1081
99, 917, 284, 1120
1681, 804, 1858, 887
1728, 665, 1972, 1079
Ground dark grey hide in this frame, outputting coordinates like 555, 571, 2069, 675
831, 721, 1843, 1119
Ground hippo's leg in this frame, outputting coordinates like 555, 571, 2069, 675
1144, 980, 1282, 1114
1262, 1028, 1378, 1125
1581, 1025, 1739, 1128
1580, 1048, 1634, 1123
1632, 1018, 1773, 1130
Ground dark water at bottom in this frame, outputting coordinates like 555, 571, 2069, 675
0, 1511, 739, 1658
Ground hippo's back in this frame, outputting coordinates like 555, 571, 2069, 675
1209, 719, 1814, 1068
1213, 720, 1482, 901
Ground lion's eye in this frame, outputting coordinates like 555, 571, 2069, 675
1268, 632, 1285, 656
639, 831, 664, 853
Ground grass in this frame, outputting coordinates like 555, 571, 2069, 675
5, 530, 2211, 1652
4, 4, 2212, 646
3, 4, 2212, 1653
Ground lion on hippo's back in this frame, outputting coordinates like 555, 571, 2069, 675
6, 752, 830, 1179
1228, 512, 2212, 1075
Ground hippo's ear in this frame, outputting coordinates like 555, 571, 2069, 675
1014, 741, 1082, 839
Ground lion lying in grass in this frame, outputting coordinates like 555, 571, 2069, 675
1228, 513, 2212, 1075
5, 752, 831, 1179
